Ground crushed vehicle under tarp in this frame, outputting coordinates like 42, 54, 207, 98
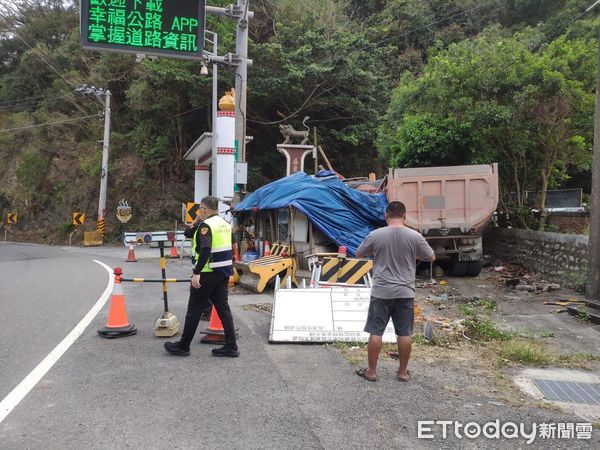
234, 171, 388, 256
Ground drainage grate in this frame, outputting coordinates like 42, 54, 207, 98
532, 379, 600, 406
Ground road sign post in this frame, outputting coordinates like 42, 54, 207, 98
5, 212, 17, 241
186, 202, 200, 224
73, 212, 85, 226
70, 212, 85, 246
7, 212, 17, 225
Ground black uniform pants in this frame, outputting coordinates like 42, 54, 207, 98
180, 271, 237, 351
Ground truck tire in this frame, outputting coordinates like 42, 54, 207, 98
450, 259, 482, 277
467, 261, 482, 277
449, 260, 469, 276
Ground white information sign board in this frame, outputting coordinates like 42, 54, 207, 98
270, 287, 397, 343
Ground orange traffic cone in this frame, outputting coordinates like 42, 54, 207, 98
126, 241, 137, 262
98, 267, 137, 338
233, 242, 241, 262
169, 242, 179, 258
200, 307, 226, 345
264, 241, 271, 256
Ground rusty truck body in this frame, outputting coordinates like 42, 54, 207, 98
386, 163, 499, 276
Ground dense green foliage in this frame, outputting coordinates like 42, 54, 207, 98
377, 29, 597, 204
0, 0, 598, 238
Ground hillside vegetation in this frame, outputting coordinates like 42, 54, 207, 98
0, 0, 598, 241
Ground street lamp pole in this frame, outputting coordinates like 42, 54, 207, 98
204, 1, 252, 193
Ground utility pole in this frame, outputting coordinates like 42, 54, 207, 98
75, 84, 111, 239
234, 0, 249, 168
97, 90, 111, 238
586, 28, 600, 300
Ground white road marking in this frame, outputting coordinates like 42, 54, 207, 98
0, 260, 114, 424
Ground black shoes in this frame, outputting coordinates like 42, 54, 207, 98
164, 341, 190, 356
212, 345, 240, 357
164, 341, 239, 357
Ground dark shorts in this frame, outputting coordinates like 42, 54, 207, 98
364, 296, 414, 337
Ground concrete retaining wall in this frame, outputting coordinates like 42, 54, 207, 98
484, 227, 588, 290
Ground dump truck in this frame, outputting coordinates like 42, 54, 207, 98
386, 163, 499, 276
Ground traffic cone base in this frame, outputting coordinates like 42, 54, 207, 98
98, 269, 137, 339
199, 307, 238, 344
126, 242, 137, 262
98, 325, 137, 339
200, 333, 226, 345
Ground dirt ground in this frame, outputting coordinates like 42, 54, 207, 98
235, 256, 600, 434
323, 263, 600, 424
237, 262, 600, 446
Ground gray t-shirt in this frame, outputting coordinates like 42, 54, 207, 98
357, 226, 434, 299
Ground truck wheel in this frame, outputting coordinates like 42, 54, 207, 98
449, 260, 469, 276
450, 259, 482, 277
467, 261, 482, 276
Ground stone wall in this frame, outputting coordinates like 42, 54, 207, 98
484, 227, 588, 290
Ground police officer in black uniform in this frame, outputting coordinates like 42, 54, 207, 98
164, 196, 239, 357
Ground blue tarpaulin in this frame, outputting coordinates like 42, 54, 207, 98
234, 172, 388, 256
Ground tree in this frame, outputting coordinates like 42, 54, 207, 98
247, 12, 395, 181
377, 27, 596, 227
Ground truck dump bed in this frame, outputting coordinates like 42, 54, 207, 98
387, 164, 498, 237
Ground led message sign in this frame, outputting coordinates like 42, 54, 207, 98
81, 0, 206, 60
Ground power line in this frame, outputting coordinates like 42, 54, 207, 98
0, 92, 73, 107
543, 2, 600, 43
0, 114, 99, 133
166, 103, 210, 120
0, 94, 75, 110
381, 0, 500, 44
6, 0, 84, 80
343, 0, 504, 58
247, 1, 502, 126
0, 5, 101, 107
586, 0, 600, 11
249, 0, 595, 126
481, 0, 599, 62
247, 82, 326, 125
0, 15, 77, 89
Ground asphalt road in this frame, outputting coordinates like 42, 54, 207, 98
0, 243, 112, 401
0, 242, 597, 449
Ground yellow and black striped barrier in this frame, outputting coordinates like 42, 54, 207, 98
121, 278, 189, 283
319, 258, 343, 282
235, 255, 297, 293
320, 257, 373, 285
96, 218, 106, 237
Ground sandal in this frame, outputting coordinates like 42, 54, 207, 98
356, 367, 377, 382
398, 369, 411, 382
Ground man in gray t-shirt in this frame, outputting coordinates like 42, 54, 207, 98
355, 201, 434, 382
